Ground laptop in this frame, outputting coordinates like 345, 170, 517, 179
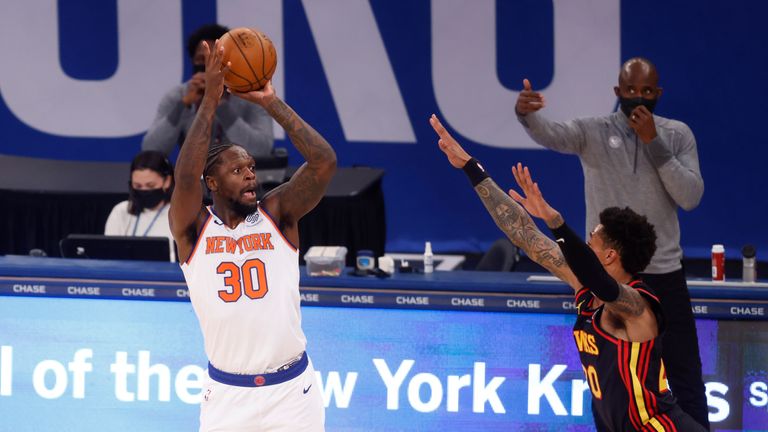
59, 234, 171, 262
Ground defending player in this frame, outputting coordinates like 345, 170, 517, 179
169, 39, 336, 431
430, 114, 706, 431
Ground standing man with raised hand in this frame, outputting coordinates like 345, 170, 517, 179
430, 114, 706, 432
169, 39, 336, 431
515, 58, 708, 429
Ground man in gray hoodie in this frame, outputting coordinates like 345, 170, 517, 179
515, 57, 708, 430
142, 24, 274, 158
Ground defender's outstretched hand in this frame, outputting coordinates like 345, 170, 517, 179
228, 81, 277, 108
508, 163, 561, 227
430, 114, 471, 169
201, 40, 230, 101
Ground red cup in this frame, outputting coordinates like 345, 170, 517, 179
711, 244, 725, 281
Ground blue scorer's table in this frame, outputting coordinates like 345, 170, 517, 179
1, 255, 768, 432
0, 255, 766, 319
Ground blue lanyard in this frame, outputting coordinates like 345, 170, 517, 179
132, 204, 167, 237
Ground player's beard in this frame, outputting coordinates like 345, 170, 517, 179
230, 197, 259, 218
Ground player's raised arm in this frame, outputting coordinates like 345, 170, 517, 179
511, 164, 654, 322
230, 83, 337, 241
429, 114, 579, 290
261, 86, 337, 221
169, 40, 229, 262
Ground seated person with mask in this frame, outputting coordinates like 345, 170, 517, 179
105, 150, 176, 261
141, 23, 274, 158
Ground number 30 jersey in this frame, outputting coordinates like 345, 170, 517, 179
180, 206, 306, 374
573, 280, 679, 431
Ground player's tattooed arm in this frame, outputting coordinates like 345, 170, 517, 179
170, 40, 226, 261
428, 114, 578, 289
173, 91, 215, 191
263, 97, 337, 221
474, 178, 580, 290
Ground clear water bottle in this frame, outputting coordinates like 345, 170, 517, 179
742, 245, 756, 283
423, 241, 434, 274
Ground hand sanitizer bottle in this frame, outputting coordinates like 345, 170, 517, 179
423, 241, 434, 274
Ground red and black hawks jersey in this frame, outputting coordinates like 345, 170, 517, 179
573, 280, 679, 431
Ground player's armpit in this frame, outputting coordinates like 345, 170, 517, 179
606, 285, 647, 317
170, 207, 210, 263
605, 287, 659, 341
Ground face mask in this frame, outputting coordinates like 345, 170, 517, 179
192, 64, 205, 74
130, 187, 166, 211
619, 97, 658, 118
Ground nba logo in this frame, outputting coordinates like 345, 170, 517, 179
246, 213, 260, 226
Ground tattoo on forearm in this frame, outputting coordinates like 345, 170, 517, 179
475, 179, 570, 280
176, 100, 215, 178
546, 214, 564, 230
477, 184, 491, 198
265, 98, 292, 126
186, 110, 213, 149
266, 98, 335, 165
265, 97, 336, 218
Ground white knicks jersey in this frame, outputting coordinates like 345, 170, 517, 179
181, 205, 306, 374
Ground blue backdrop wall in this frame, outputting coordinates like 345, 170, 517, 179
0, 0, 765, 256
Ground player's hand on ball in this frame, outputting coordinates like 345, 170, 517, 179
228, 81, 277, 107
430, 114, 471, 169
515, 79, 546, 115
202, 39, 230, 102
508, 163, 560, 224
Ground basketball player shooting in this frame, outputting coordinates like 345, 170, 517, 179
430, 114, 706, 431
169, 39, 336, 431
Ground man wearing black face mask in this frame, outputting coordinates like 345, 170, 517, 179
142, 23, 274, 158
515, 57, 708, 430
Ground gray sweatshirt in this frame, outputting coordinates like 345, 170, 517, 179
518, 110, 704, 274
141, 82, 274, 156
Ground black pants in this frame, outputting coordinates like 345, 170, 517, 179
640, 268, 710, 430
592, 268, 710, 431
666, 404, 709, 431
592, 403, 707, 432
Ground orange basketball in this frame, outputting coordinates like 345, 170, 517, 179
219, 28, 277, 92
